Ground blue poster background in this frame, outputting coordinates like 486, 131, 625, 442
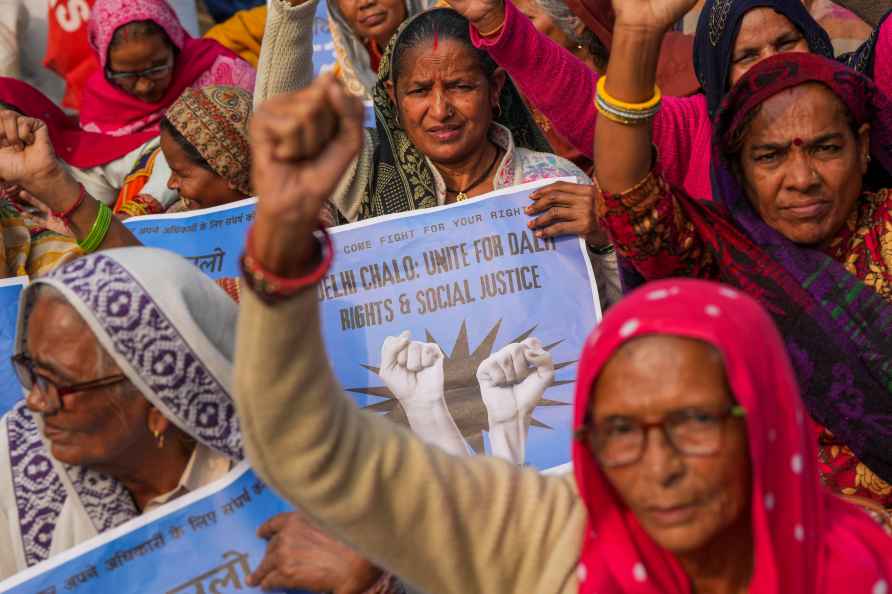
0, 277, 25, 416
0, 464, 305, 594
319, 182, 599, 470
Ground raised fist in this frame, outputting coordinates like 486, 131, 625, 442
477, 337, 554, 425
378, 330, 446, 410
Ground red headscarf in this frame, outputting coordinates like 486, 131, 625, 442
78, 0, 255, 137
572, 278, 892, 593
562, 0, 699, 97
0, 77, 155, 168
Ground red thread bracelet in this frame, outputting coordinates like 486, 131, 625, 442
241, 225, 333, 298
52, 184, 86, 222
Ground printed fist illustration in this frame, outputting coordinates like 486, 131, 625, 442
378, 331, 446, 410
477, 337, 555, 425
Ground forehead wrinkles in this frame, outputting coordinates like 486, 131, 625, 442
747, 85, 849, 142
399, 41, 480, 83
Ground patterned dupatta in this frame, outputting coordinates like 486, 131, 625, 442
356, 7, 552, 221
6, 248, 242, 567
701, 53, 892, 481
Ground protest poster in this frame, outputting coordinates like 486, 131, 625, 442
122, 198, 257, 280
126, 179, 600, 470
0, 463, 306, 594
0, 277, 26, 416
318, 180, 600, 470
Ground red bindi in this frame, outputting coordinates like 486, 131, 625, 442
793, 138, 804, 146
433, 30, 438, 51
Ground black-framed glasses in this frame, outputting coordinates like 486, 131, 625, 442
11, 353, 128, 400
105, 59, 174, 87
576, 404, 747, 468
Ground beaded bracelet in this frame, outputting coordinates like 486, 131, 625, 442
240, 226, 333, 303
77, 202, 112, 253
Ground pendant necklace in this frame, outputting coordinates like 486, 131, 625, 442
447, 146, 502, 202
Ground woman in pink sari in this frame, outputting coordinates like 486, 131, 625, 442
79, 0, 256, 137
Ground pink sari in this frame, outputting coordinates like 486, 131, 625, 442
79, 0, 256, 137
572, 278, 892, 593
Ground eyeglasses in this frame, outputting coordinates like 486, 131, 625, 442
11, 353, 128, 403
105, 59, 174, 88
576, 405, 746, 468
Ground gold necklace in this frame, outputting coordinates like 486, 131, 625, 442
446, 146, 501, 202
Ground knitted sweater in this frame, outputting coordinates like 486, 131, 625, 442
472, 0, 892, 201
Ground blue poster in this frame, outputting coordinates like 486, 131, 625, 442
127, 180, 600, 470
0, 277, 27, 416
122, 199, 256, 280
321, 180, 599, 470
0, 464, 304, 594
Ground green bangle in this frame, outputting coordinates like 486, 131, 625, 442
77, 202, 112, 253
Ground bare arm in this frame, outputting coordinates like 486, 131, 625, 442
0, 111, 138, 250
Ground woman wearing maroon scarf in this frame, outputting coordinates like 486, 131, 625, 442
593, 0, 892, 511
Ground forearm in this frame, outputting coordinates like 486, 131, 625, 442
593, 25, 664, 193
39, 169, 139, 249
401, 400, 470, 457
253, 0, 318, 106
472, 1, 599, 157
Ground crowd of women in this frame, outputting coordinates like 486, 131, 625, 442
0, 0, 890, 591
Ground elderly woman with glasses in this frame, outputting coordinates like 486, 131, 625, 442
78, 0, 255, 137
0, 249, 401, 594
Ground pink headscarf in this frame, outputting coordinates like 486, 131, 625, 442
79, 0, 256, 137
572, 279, 892, 593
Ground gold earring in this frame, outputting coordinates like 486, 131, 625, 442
153, 429, 165, 449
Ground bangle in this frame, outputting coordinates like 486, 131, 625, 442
596, 76, 662, 111
595, 77, 662, 125
77, 202, 112, 253
588, 242, 614, 256
52, 183, 86, 222
240, 225, 333, 303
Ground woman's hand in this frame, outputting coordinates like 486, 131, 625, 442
249, 74, 364, 277
526, 182, 609, 246
247, 511, 383, 593
611, 0, 699, 33
445, 0, 505, 35
0, 110, 69, 206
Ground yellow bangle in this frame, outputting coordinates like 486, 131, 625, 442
597, 76, 662, 112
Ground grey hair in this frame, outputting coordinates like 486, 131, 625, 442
533, 0, 608, 68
